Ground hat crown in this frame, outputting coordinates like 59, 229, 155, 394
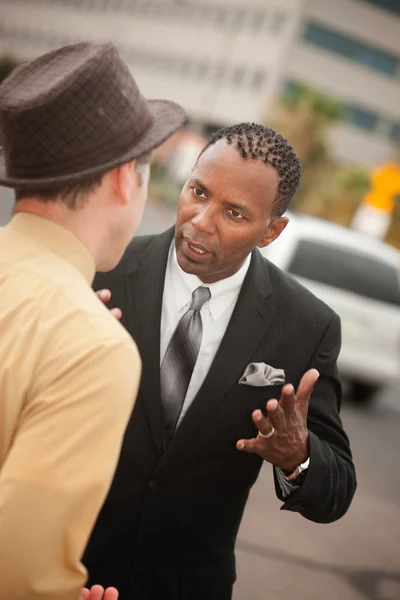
0, 42, 153, 183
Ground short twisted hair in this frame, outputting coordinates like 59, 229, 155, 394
199, 123, 301, 217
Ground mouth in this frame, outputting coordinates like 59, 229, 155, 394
182, 237, 212, 262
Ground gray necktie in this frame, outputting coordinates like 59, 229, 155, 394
161, 286, 211, 446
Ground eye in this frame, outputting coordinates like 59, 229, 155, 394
190, 186, 206, 199
227, 209, 244, 220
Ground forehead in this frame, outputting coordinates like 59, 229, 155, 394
193, 139, 279, 206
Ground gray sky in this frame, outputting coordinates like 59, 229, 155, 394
0, 186, 13, 225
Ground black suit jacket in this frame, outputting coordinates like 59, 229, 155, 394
84, 228, 356, 600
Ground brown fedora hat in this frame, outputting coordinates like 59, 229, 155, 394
0, 42, 186, 188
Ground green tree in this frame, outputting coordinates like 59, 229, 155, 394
270, 81, 343, 209
0, 55, 20, 84
269, 81, 372, 227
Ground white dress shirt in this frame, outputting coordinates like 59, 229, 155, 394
161, 242, 251, 425
160, 242, 300, 497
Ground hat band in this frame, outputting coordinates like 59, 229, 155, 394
6, 113, 154, 180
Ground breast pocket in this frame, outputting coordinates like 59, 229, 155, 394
224, 383, 283, 442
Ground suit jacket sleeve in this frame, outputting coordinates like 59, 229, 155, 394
274, 313, 357, 523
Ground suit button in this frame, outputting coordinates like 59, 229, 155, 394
148, 480, 158, 491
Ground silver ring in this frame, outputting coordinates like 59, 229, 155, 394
258, 426, 275, 439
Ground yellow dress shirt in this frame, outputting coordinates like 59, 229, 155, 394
0, 212, 141, 600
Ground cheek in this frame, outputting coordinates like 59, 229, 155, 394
218, 227, 255, 257
176, 193, 194, 222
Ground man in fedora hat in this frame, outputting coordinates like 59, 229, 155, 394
0, 41, 185, 600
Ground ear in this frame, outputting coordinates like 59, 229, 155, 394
257, 216, 289, 249
115, 160, 138, 206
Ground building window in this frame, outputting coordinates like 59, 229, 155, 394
213, 64, 226, 81
227, 9, 246, 30
250, 11, 266, 32
251, 70, 266, 90
211, 7, 227, 26
303, 22, 399, 76
269, 10, 287, 34
359, 0, 400, 17
389, 122, 400, 142
196, 61, 210, 79
343, 104, 379, 131
231, 66, 246, 87
282, 79, 301, 99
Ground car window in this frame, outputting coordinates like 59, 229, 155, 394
288, 239, 400, 307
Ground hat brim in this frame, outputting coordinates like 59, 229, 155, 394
0, 99, 186, 189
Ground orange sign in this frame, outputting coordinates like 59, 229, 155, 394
363, 163, 400, 213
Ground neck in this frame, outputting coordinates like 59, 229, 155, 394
14, 199, 106, 269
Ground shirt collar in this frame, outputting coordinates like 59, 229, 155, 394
169, 242, 251, 321
7, 212, 95, 284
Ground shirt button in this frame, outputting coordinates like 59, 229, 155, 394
148, 480, 158, 491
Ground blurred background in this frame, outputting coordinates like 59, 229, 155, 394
0, 0, 399, 598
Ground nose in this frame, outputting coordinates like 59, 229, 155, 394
191, 205, 215, 235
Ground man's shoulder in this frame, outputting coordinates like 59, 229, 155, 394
262, 254, 338, 325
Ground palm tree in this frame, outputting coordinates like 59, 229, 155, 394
270, 81, 343, 211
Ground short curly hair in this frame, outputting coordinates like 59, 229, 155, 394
199, 123, 301, 217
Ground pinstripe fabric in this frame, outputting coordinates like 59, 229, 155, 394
85, 227, 356, 600
160, 286, 210, 446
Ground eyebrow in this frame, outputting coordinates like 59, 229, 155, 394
192, 178, 212, 197
221, 200, 251, 217
191, 178, 252, 217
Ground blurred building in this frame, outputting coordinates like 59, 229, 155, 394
0, 0, 399, 167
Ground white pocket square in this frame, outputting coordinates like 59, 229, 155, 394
239, 362, 285, 387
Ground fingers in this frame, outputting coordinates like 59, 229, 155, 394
253, 400, 284, 436
237, 400, 281, 452
96, 290, 122, 320
96, 289, 111, 303
295, 369, 319, 415
278, 384, 296, 418
86, 585, 105, 600
236, 437, 259, 453
110, 308, 122, 320
104, 588, 119, 600
83, 585, 118, 600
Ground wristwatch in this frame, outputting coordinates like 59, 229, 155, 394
281, 457, 310, 485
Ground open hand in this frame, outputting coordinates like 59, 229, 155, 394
96, 289, 122, 320
81, 585, 118, 600
236, 369, 319, 473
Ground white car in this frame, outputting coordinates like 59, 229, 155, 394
261, 212, 400, 402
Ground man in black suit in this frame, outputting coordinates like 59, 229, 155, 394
84, 123, 357, 600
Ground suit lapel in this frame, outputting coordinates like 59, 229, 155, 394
125, 228, 174, 455
154, 249, 276, 472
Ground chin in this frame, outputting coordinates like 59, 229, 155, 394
97, 253, 121, 273
178, 255, 210, 283
176, 248, 197, 272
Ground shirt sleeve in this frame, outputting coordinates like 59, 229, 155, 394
0, 332, 141, 600
274, 465, 300, 499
